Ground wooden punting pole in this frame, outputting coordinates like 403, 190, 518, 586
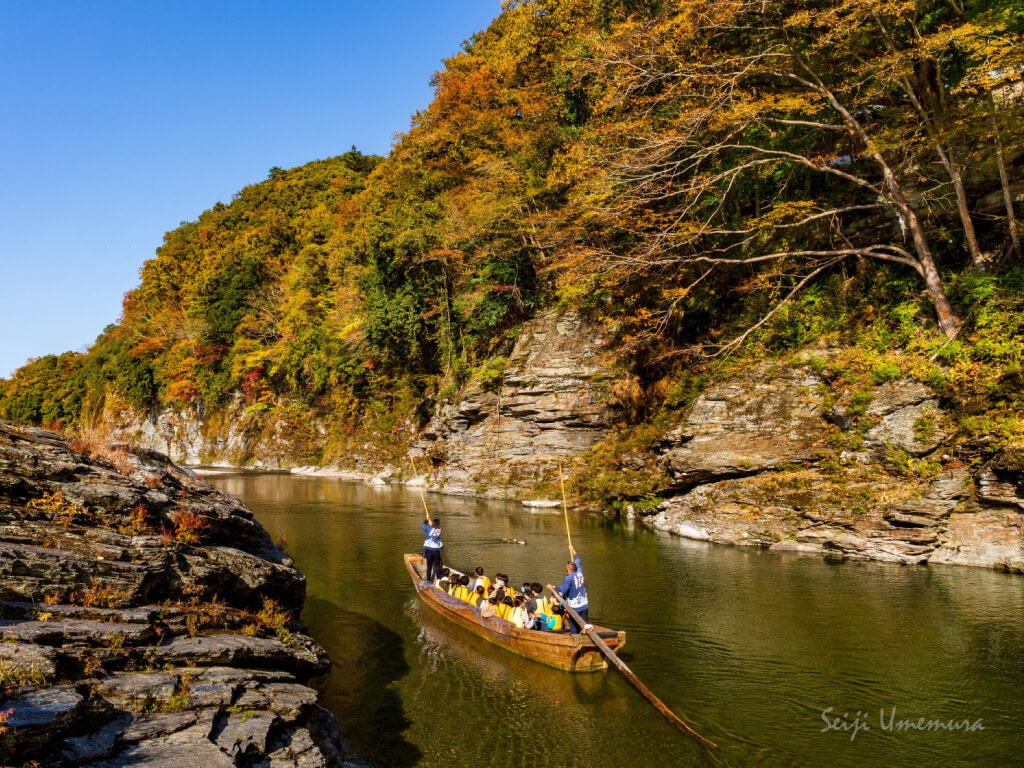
547, 591, 717, 749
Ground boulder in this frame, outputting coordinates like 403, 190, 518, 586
862, 381, 947, 456
5, 685, 84, 752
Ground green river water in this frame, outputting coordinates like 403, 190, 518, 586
206, 473, 1024, 768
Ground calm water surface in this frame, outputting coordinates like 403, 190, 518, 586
207, 474, 1024, 768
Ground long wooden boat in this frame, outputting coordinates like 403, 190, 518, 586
404, 553, 626, 672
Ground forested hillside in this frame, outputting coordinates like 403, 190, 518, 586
3, 0, 1023, 485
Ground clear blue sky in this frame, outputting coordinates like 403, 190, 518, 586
0, 1, 501, 378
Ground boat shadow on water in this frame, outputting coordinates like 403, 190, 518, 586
303, 596, 422, 768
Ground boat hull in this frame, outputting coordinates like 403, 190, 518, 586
404, 553, 625, 672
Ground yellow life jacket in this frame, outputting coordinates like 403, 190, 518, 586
468, 592, 481, 607
496, 603, 510, 620
534, 596, 550, 615
546, 612, 564, 632
454, 585, 469, 602
509, 607, 527, 628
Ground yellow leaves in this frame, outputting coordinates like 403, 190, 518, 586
755, 201, 817, 228
662, 287, 692, 300
335, 318, 363, 342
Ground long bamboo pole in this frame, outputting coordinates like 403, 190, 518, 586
558, 459, 573, 557
408, 456, 431, 523
548, 590, 717, 749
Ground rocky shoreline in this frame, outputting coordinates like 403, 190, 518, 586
0, 423, 345, 767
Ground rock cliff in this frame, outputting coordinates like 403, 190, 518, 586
0, 423, 344, 767
412, 309, 614, 496
642, 356, 1024, 572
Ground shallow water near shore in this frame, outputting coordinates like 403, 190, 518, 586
207, 473, 1024, 768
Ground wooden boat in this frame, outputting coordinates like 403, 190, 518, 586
404, 553, 626, 672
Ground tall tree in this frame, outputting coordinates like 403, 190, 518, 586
571, 0, 1023, 348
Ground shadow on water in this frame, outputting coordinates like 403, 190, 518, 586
305, 596, 422, 768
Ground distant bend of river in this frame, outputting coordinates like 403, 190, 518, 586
206, 473, 1024, 768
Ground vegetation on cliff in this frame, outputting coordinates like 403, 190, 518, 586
1, 0, 1021, 476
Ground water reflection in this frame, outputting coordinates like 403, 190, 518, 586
208, 473, 1024, 768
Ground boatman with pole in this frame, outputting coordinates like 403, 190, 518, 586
422, 517, 444, 583
547, 545, 589, 634
409, 456, 444, 583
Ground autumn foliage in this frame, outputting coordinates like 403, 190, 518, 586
0, 0, 1021, 459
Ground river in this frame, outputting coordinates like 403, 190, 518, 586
206, 473, 1024, 768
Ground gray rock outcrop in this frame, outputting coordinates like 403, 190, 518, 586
642, 360, 1024, 572
413, 309, 614, 495
0, 423, 344, 767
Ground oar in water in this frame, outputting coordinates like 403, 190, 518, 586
547, 590, 717, 750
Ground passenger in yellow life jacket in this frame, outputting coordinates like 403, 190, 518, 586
497, 595, 514, 621
469, 585, 484, 607
436, 567, 452, 593
472, 566, 490, 593
495, 573, 511, 597
508, 596, 528, 628
550, 603, 567, 632
453, 575, 471, 602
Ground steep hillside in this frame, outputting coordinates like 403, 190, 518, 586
1, 0, 1023, 569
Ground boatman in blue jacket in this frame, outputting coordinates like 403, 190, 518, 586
547, 546, 589, 635
422, 518, 444, 582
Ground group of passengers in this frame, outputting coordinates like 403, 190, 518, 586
433, 566, 567, 632
421, 517, 590, 635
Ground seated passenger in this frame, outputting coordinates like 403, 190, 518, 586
530, 582, 549, 616
469, 585, 484, 607
496, 595, 514, 621
473, 567, 491, 593
544, 603, 565, 632
480, 598, 498, 619
509, 595, 528, 628
453, 575, 471, 602
434, 566, 451, 590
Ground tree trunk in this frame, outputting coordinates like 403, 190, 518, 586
891, 184, 961, 339
810, 72, 963, 339
940, 144, 985, 268
918, 252, 961, 340
988, 93, 1022, 261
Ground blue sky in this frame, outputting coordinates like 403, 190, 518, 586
0, 1, 501, 378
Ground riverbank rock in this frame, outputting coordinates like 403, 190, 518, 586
412, 309, 614, 496
656, 361, 828, 489
642, 360, 1024, 572
0, 422, 345, 767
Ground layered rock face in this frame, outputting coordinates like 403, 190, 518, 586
412, 309, 613, 496
0, 423, 343, 767
106, 397, 294, 470
643, 359, 1024, 572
